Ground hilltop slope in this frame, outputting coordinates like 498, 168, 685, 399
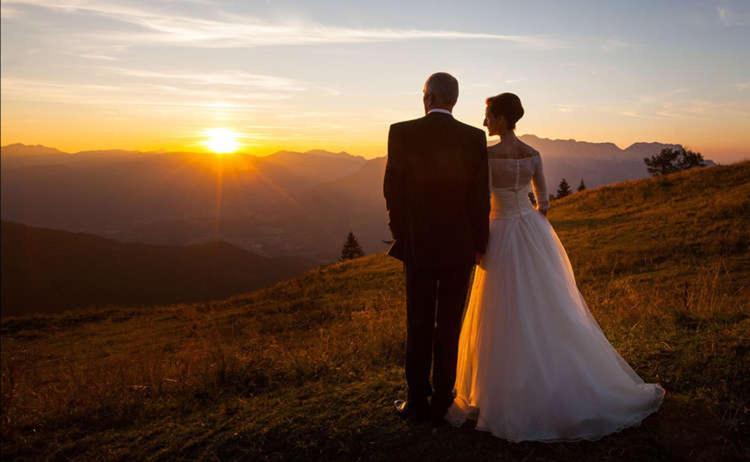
1, 163, 748, 461
1, 222, 314, 316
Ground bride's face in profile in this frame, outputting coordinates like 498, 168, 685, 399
483, 107, 504, 137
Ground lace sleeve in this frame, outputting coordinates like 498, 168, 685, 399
532, 154, 549, 213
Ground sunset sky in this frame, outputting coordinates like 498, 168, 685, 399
2, 0, 749, 162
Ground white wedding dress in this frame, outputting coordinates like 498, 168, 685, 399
445, 150, 665, 442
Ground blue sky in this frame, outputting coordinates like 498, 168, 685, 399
1, 0, 748, 161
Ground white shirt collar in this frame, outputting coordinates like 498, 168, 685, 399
427, 108, 453, 116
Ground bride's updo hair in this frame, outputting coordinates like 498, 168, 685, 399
486, 93, 524, 130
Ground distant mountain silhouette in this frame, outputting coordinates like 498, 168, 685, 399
0, 138, 713, 261
517, 135, 682, 189
0, 221, 314, 316
302, 157, 391, 256
1, 143, 71, 168
1, 145, 368, 261
624, 142, 680, 157
260, 149, 366, 183
2, 143, 67, 156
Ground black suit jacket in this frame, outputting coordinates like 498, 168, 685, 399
383, 112, 490, 269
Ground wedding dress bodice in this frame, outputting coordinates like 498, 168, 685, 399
489, 155, 548, 219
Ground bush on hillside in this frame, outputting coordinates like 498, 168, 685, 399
644, 147, 706, 176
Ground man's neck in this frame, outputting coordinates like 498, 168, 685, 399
427, 108, 453, 115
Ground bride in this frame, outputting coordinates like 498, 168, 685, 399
445, 93, 665, 442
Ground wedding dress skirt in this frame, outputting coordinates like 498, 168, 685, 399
446, 185, 665, 442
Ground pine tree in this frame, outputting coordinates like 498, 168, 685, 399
577, 179, 586, 192
556, 178, 572, 199
675, 148, 706, 171
644, 147, 705, 176
340, 231, 364, 260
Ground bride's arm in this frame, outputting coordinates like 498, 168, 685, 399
532, 153, 549, 215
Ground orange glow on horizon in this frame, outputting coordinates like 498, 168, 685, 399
1, 112, 748, 163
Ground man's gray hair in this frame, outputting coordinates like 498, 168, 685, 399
424, 72, 459, 107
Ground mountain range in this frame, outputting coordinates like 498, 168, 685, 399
1, 137, 703, 261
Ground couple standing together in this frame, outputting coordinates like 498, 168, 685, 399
383, 72, 665, 442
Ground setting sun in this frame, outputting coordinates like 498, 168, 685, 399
203, 128, 241, 154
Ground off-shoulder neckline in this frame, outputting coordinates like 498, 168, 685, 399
488, 140, 539, 160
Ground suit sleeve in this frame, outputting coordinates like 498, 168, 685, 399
383, 124, 406, 240
471, 131, 490, 254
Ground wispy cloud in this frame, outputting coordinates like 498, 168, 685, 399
469, 78, 527, 90
78, 53, 118, 61
0, 76, 294, 108
1, 77, 137, 105
653, 99, 750, 119
602, 84, 750, 121
4, 0, 563, 50
717, 4, 749, 27
107, 68, 305, 92
554, 103, 581, 113
600, 39, 631, 53
0, 3, 21, 18
616, 97, 750, 120
637, 88, 689, 105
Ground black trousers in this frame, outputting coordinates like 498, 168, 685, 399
404, 262, 473, 411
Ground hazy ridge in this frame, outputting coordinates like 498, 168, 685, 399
1, 137, 698, 263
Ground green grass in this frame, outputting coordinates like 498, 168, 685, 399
2, 163, 749, 461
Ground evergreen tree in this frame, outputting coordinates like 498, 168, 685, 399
577, 179, 587, 192
644, 147, 705, 176
340, 231, 364, 260
676, 148, 706, 171
556, 178, 572, 199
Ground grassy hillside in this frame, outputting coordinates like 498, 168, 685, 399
1, 163, 749, 461
1, 222, 313, 316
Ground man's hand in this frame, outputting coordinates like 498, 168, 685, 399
475, 252, 483, 265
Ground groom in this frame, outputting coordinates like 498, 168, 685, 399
384, 72, 490, 423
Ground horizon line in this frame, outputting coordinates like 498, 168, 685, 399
3, 134, 730, 158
